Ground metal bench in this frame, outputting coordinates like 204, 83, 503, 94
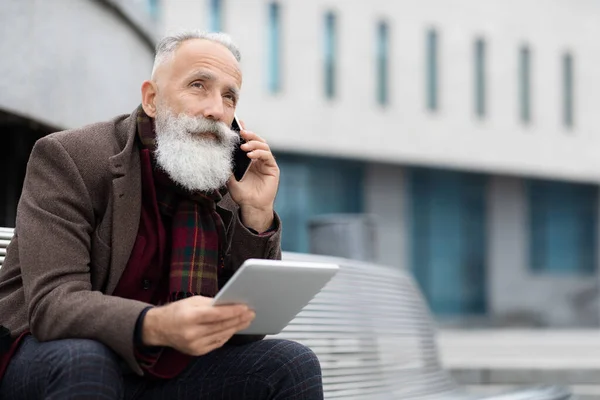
275, 252, 573, 400
0, 227, 13, 268
0, 228, 573, 399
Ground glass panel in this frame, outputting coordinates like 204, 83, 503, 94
475, 39, 486, 117
563, 53, 574, 128
520, 46, 531, 123
275, 155, 364, 253
409, 168, 487, 316
147, 0, 159, 19
267, 2, 281, 93
528, 179, 597, 275
426, 29, 438, 111
209, 0, 222, 32
377, 21, 389, 106
324, 12, 336, 99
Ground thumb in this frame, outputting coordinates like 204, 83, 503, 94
227, 174, 238, 188
227, 175, 245, 195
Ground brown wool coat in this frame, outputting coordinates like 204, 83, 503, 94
0, 108, 282, 375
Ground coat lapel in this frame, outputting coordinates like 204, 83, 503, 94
105, 113, 142, 295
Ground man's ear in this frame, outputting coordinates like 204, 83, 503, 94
141, 80, 158, 117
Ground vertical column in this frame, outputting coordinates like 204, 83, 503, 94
364, 163, 406, 270
487, 176, 528, 319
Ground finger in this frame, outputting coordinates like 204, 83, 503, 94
227, 174, 238, 187
241, 141, 270, 153
209, 309, 254, 331
200, 328, 237, 354
202, 319, 253, 348
240, 130, 266, 143
189, 318, 252, 356
246, 149, 277, 164
203, 310, 255, 337
196, 304, 249, 323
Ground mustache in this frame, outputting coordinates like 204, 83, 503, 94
179, 114, 240, 145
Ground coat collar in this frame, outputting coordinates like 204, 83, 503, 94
105, 107, 142, 294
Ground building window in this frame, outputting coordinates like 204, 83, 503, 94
324, 11, 337, 99
267, 2, 281, 93
409, 168, 487, 315
376, 21, 390, 106
474, 38, 486, 117
147, 0, 159, 19
426, 29, 438, 111
274, 155, 364, 253
563, 52, 574, 128
529, 179, 597, 275
519, 45, 531, 123
209, 0, 222, 32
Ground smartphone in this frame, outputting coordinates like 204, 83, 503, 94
231, 116, 251, 181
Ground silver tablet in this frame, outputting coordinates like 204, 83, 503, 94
212, 258, 339, 335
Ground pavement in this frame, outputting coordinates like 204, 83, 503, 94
437, 329, 600, 399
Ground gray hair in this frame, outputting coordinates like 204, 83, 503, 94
151, 30, 241, 78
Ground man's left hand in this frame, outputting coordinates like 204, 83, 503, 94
227, 124, 279, 233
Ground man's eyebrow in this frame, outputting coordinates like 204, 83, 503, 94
226, 85, 240, 100
187, 70, 216, 82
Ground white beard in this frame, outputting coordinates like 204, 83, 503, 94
153, 106, 240, 192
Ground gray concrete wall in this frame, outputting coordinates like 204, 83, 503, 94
487, 176, 598, 327
0, 0, 155, 129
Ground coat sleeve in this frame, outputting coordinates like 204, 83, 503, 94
227, 210, 282, 265
16, 136, 149, 375
220, 195, 283, 344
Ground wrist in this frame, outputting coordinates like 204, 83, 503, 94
240, 205, 274, 233
141, 307, 165, 347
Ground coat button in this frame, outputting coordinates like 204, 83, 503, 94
142, 279, 151, 290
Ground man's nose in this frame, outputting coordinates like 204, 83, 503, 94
201, 93, 225, 122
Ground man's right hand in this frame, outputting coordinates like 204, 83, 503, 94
141, 296, 254, 356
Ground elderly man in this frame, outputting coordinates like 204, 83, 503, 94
0, 31, 323, 399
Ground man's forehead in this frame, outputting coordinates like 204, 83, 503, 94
170, 39, 242, 83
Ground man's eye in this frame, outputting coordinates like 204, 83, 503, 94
224, 95, 237, 105
191, 82, 204, 89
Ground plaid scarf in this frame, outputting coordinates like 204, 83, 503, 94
136, 106, 227, 299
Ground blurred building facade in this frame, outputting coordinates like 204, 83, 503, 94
161, 0, 600, 327
1, 0, 598, 328
0, 0, 156, 226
